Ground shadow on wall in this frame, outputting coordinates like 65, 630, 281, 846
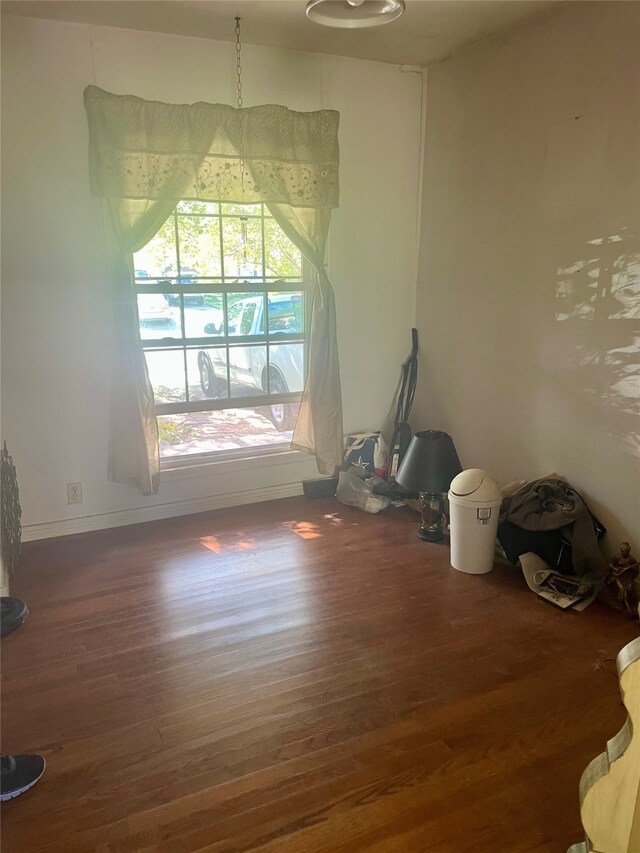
554, 225, 639, 456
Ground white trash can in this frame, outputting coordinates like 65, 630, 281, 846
448, 469, 502, 575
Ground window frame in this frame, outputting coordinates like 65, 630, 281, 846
133, 202, 312, 418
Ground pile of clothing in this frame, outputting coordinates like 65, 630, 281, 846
498, 477, 607, 583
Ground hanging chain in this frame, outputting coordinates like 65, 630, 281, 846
235, 16, 246, 204
235, 17, 243, 109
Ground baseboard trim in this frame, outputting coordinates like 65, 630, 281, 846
21, 482, 304, 542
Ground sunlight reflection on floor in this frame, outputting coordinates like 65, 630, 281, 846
160, 528, 314, 647
282, 520, 322, 540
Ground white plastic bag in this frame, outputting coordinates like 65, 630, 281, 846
336, 468, 391, 514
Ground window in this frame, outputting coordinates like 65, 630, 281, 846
133, 202, 309, 460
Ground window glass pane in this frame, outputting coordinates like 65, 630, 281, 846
203, 294, 223, 310
137, 294, 180, 340
267, 344, 304, 393
181, 298, 224, 339
157, 409, 293, 457
221, 203, 261, 217
240, 302, 258, 336
135, 200, 308, 460
227, 293, 265, 336
176, 212, 222, 277
268, 291, 304, 334
166, 292, 215, 310
228, 345, 267, 398
187, 347, 228, 401
145, 350, 186, 403
222, 216, 262, 279
133, 217, 177, 278
134, 268, 154, 283
263, 217, 302, 278
159, 272, 198, 287
177, 200, 219, 215
263, 400, 299, 435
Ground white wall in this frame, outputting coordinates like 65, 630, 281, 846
415, 1, 640, 552
0, 15, 422, 536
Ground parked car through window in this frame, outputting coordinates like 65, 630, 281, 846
132, 201, 309, 457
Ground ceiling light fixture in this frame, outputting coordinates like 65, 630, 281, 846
305, 0, 406, 29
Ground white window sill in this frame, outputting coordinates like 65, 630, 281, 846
160, 445, 315, 483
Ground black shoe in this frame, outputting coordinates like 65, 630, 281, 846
0, 597, 30, 637
0, 754, 46, 801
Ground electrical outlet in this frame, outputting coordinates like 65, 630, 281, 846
67, 482, 83, 505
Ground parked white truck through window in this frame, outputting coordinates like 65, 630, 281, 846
197, 293, 304, 431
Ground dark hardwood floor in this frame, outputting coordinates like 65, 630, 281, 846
1, 497, 637, 852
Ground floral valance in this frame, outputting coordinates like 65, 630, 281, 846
84, 86, 340, 209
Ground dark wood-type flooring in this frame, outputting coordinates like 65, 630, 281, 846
2, 497, 638, 852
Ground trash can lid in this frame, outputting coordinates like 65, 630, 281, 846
449, 469, 502, 503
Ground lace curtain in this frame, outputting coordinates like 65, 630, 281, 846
84, 85, 343, 494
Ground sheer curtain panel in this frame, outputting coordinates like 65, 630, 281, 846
84, 85, 342, 492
